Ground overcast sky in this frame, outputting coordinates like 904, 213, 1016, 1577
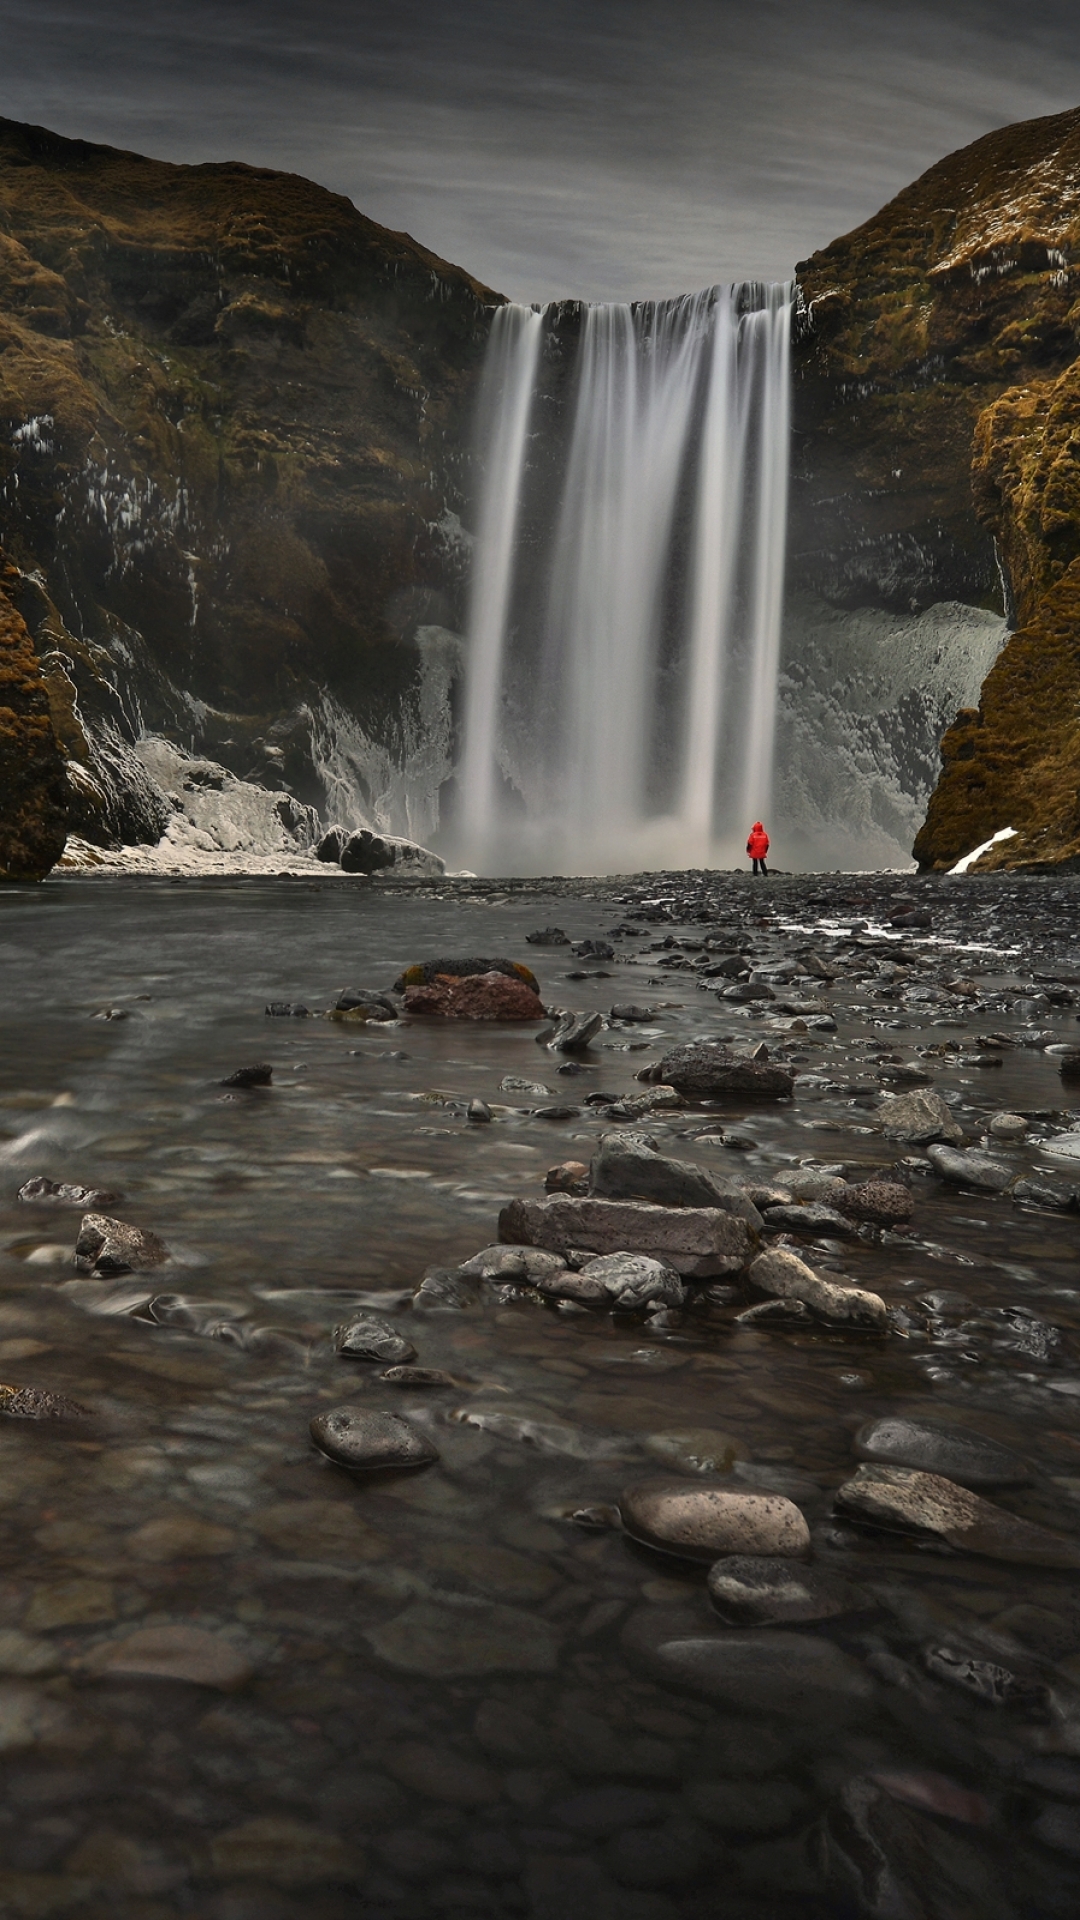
3, 0, 1080, 302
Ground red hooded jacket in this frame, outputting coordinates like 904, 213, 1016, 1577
746, 823, 769, 858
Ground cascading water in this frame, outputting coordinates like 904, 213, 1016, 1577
456, 282, 792, 874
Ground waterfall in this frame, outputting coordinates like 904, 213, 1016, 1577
457, 282, 792, 875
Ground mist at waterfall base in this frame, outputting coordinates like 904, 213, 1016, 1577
453, 286, 792, 878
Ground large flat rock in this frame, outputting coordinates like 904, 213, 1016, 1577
499, 1195, 754, 1278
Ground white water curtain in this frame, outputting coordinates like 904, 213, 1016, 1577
459, 282, 792, 874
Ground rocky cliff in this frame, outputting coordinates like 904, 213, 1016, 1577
0, 116, 499, 876
793, 105, 1080, 871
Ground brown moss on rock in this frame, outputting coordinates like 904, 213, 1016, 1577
0, 115, 502, 826
0, 558, 70, 878
914, 562, 1080, 871
795, 105, 1080, 870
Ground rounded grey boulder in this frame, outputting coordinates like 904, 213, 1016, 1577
310, 1407, 438, 1470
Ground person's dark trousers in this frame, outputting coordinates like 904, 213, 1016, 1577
752, 858, 768, 875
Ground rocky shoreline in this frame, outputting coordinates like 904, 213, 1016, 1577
0, 870, 1079, 1915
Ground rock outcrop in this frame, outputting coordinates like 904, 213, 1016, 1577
0, 557, 69, 877
794, 105, 1080, 871
0, 116, 499, 856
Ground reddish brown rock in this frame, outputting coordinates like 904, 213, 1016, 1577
837, 1181, 915, 1227
545, 1161, 589, 1195
404, 971, 546, 1021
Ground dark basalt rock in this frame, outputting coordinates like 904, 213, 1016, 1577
315, 826, 348, 863
332, 988, 399, 1021
654, 1042, 794, 1100
221, 1063, 273, 1088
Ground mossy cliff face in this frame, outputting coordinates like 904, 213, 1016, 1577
0, 117, 500, 842
794, 105, 1080, 870
0, 555, 69, 878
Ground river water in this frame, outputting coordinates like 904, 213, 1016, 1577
0, 871, 1079, 1919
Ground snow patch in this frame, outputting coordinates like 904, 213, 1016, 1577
948, 827, 1018, 875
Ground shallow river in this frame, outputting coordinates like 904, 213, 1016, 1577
1, 871, 1079, 1920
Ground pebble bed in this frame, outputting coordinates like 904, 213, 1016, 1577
0, 868, 1079, 1919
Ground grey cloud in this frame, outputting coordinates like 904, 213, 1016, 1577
2, 0, 1080, 299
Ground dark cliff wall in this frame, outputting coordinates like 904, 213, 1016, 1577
793, 105, 1080, 870
0, 116, 500, 841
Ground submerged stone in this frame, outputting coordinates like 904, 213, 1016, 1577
364, 1600, 562, 1676
84, 1625, 254, 1689
854, 1416, 1030, 1489
309, 1406, 438, 1471
707, 1556, 867, 1627
649, 1632, 874, 1718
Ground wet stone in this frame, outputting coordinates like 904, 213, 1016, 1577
642, 1429, 748, 1474
83, 1625, 254, 1690
73, 1213, 168, 1276
573, 1253, 686, 1311
331, 1312, 417, 1364
707, 1556, 867, 1627
835, 1463, 1080, 1566
309, 1406, 439, 1471
654, 1041, 794, 1099
379, 1364, 458, 1387
220, 1062, 273, 1087
331, 987, 398, 1020
412, 1267, 482, 1311
762, 1202, 858, 1236
0, 1385, 90, 1420
209, 1818, 359, 1885
619, 1479, 811, 1561
748, 1247, 887, 1330
363, 1600, 562, 1676
458, 1243, 567, 1285
854, 1416, 1030, 1489
499, 1195, 753, 1278
878, 1089, 964, 1145
926, 1144, 1017, 1191
18, 1177, 121, 1208
646, 1631, 874, 1720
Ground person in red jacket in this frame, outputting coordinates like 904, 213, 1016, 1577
746, 821, 769, 875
